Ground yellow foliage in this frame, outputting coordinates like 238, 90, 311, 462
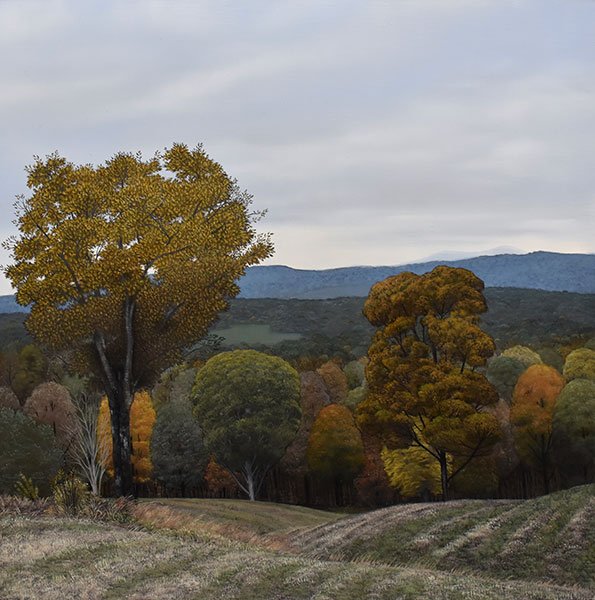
359, 266, 501, 498
381, 446, 442, 498
4, 144, 273, 388
98, 391, 156, 483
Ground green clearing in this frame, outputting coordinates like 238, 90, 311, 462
1, 486, 593, 599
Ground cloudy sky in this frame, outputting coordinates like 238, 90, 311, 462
0, 0, 594, 294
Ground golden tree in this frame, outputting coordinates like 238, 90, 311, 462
4, 143, 273, 495
98, 391, 157, 484
358, 266, 501, 500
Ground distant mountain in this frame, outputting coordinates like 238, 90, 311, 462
238, 252, 595, 298
0, 252, 593, 310
0, 295, 25, 314
417, 246, 524, 262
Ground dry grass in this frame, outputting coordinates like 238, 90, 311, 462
1, 486, 593, 599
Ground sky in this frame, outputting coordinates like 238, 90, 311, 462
0, 0, 594, 294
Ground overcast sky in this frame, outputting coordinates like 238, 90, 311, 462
1, 0, 594, 294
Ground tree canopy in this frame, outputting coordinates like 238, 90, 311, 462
358, 266, 501, 499
307, 404, 365, 483
553, 379, 595, 481
563, 348, 595, 382
510, 364, 565, 493
150, 398, 208, 495
4, 143, 273, 495
192, 350, 301, 500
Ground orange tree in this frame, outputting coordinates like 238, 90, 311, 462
4, 144, 272, 496
510, 364, 565, 493
98, 391, 157, 484
358, 266, 501, 500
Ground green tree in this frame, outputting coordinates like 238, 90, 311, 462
486, 355, 526, 403
151, 398, 208, 495
553, 379, 595, 482
192, 350, 301, 500
0, 408, 62, 495
343, 360, 365, 390
501, 346, 543, 369
11, 344, 48, 404
4, 144, 272, 496
358, 266, 501, 500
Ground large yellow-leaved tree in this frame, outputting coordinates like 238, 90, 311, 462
358, 266, 501, 500
4, 143, 273, 496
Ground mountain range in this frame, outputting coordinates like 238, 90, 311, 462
238, 251, 595, 299
0, 251, 593, 311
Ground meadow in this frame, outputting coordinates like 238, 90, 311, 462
0, 485, 593, 599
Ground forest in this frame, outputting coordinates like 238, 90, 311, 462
0, 146, 593, 513
1, 285, 594, 507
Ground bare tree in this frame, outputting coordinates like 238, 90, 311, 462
68, 393, 109, 495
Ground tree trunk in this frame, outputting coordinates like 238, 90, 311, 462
244, 461, 256, 501
439, 451, 449, 501
94, 298, 136, 498
106, 386, 134, 497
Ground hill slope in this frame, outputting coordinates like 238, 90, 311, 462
239, 252, 595, 298
1, 488, 593, 599
291, 485, 595, 587
2, 288, 594, 353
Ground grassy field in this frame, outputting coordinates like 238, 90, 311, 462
0, 487, 593, 599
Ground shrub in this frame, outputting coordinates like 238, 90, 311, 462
52, 470, 90, 515
0, 408, 62, 495
14, 474, 39, 500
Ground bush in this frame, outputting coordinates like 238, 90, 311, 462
0, 495, 51, 517
0, 408, 62, 495
14, 474, 39, 500
52, 471, 90, 515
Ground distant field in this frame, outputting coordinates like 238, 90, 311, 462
211, 323, 302, 346
1, 487, 593, 599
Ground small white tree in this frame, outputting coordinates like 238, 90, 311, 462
68, 393, 109, 495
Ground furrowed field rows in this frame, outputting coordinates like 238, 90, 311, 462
0, 515, 592, 600
290, 485, 595, 587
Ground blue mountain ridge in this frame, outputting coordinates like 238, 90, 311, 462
0, 251, 593, 311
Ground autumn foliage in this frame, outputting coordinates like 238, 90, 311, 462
307, 404, 364, 482
359, 266, 501, 499
510, 364, 565, 493
98, 391, 156, 484
4, 143, 273, 495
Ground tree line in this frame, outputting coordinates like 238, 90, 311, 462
1, 143, 593, 506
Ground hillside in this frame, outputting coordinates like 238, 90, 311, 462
0, 487, 592, 599
213, 288, 595, 352
291, 484, 595, 588
2, 288, 594, 354
239, 252, 595, 298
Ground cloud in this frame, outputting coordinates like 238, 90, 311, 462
0, 0, 593, 293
